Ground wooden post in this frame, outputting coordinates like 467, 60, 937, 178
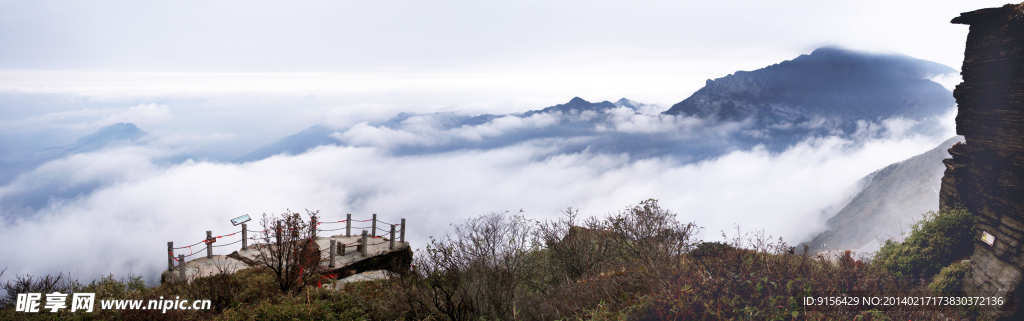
206, 231, 213, 259
168, 242, 174, 271
241, 223, 247, 250
346, 213, 351, 237
329, 239, 336, 268
275, 221, 282, 245
400, 218, 406, 243
361, 230, 368, 256
178, 254, 186, 282
390, 225, 396, 250
311, 215, 318, 238
371, 214, 377, 237
340, 243, 346, 256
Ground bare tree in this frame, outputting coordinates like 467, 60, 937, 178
538, 207, 617, 280
392, 201, 703, 321
606, 198, 700, 273
252, 209, 324, 293
0, 271, 79, 309
411, 211, 541, 321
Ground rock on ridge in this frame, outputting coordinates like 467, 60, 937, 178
944, 3, 1024, 317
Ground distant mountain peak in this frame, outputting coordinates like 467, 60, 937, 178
527, 97, 617, 116
567, 97, 589, 104
558, 97, 598, 110
663, 47, 956, 124
808, 46, 851, 56
73, 123, 146, 143
1, 122, 149, 183
612, 98, 643, 111
66, 123, 147, 153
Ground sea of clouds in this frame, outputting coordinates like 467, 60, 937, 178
0, 74, 957, 286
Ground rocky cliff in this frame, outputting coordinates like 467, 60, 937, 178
944, 3, 1024, 316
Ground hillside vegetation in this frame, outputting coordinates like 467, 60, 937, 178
1, 201, 982, 320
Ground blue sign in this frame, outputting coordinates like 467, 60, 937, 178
230, 214, 251, 226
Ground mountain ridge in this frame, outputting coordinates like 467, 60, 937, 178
0, 123, 148, 184
234, 47, 958, 162
664, 47, 956, 125
234, 97, 631, 162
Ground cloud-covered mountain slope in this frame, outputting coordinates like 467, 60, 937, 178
664, 47, 956, 148
63, 123, 148, 154
235, 125, 336, 163
0, 123, 151, 214
234, 97, 727, 161
237, 47, 957, 163
0, 123, 148, 184
801, 136, 964, 254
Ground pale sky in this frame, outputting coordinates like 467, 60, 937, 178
0, 1, 1006, 72
0, 1, 1009, 106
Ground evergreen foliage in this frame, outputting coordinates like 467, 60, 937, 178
873, 207, 976, 278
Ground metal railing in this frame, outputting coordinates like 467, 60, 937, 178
167, 214, 407, 272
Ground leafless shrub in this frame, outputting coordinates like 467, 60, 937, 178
537, 207, 615, 281
374, 199, 970, 320
521, 200, 699, 320
391, 200, 701, 321
398, 210, 540, 320
253, 209, 325, 293
605, 199, 700, 274
0, 271, 80, 308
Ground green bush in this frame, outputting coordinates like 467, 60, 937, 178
77, 274, 149, 301
928, 260, 971, 294
874, 207, 976, 278
215, 287, 369, 321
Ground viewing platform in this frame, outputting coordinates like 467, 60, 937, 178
162, 214, 411, 284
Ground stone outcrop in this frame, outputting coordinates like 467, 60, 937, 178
943, 3, 1024, 316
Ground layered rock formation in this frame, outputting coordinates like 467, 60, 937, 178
944, 3, 1024, 315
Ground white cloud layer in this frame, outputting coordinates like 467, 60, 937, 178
599, 106, 707, 134
0, 103, 171, 134
0, 110, 954, 285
